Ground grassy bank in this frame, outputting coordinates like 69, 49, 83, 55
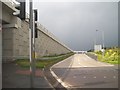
15, 52, 74, 69
94, 47, 119, 64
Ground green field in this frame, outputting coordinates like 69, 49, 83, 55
15, 52, 74, 69
94, 47, 119, 64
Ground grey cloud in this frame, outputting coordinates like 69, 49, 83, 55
33, 2, 118, 51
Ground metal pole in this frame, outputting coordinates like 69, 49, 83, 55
0, 1, 2, 89
94, 30, 98, 52
33, 9, 36, 77
96, 30, 98, 45
29, 0, 34, 88
33, 10, 35, 58
102, 31, 104, 50
102, 31, 105, 57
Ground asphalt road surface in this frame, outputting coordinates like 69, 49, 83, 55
51, 54, 118, 89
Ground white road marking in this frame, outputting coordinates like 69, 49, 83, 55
73, 76, 76, 78
104, 76, 106, 78
50, 69, 70, 88
57, 78, 62, 82
113, 76, 116, 78
43, 69, 54, 88
50, 54, 117, 88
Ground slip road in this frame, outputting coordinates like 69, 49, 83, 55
51, 54, 118, 88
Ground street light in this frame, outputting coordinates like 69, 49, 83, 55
94, 30, 98, 52
95, 30, 105, 57
95, 29, 98, 45
102, 30, 105, 58
29, 1, 38, 88
29, 0, 36, 88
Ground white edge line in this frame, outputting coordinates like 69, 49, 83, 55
85, 54, 114, 66
42, 68, 54, 89
50, 55, 74, 88
51, 55, 73, 67
50, 68, 70, 88
44, 76, 54, 88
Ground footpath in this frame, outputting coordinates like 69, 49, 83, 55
2, 62, 53, 89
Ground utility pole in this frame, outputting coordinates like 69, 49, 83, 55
29, 0, 35, 88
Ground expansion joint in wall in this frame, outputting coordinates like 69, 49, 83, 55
2, 24, 18, 29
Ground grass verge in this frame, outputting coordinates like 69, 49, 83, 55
15, 52, 74, 69
93, 47, 120, 65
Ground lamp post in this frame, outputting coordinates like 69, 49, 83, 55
96, 30, 105, 56
29, 0, 36, 88
94, 30, 98, 52
29, 1, 38, 88
94, 30, 105, 57
95, 29, 98, 45
102, 30, 105, 58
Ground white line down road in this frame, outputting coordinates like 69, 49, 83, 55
50, 54, 118, 88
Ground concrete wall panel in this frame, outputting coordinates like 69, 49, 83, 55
2, 1, 72, 61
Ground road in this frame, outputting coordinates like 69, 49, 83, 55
51, 54, 118, 89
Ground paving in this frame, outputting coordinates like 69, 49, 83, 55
2, 62, 53, 89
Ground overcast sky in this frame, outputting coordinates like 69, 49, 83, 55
31, 1, 118, 51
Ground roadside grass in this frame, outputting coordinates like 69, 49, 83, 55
94, 47, 120, 65
42, 53, 65, 58
15, 52, 74, 69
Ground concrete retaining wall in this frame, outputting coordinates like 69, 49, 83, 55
1, 1, 72, 62
2, 18, 72, 62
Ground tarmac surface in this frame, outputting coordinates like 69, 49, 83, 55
2, 54, 119, 90
51, 54, 119, 89
2, 62, 53, 89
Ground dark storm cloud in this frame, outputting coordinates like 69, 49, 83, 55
33, 2, 118, 51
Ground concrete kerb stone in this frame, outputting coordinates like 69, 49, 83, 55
43, 59, 69, 89
50, 55, 74, 89
42, 68, 55, 89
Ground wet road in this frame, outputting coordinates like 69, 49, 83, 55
51, 54, 118, 88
